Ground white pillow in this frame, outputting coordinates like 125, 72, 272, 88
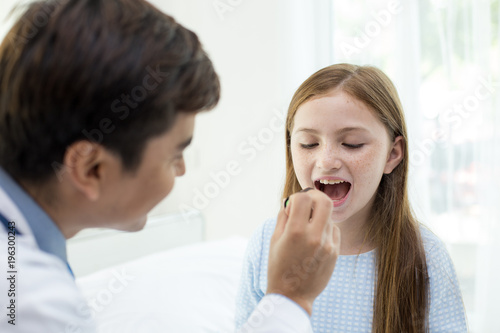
76, 236, 248, 333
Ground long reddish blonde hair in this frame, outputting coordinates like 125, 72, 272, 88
283, 64, 429, 332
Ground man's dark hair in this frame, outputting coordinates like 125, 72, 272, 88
0, 0, 220, 184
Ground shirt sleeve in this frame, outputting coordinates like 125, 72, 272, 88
426, 238, 468, 332
237, 294, 313, 333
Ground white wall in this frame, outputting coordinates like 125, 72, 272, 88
0, 1, 18, 39
146, 0, 326, 240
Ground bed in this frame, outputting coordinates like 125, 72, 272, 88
68, 212, 249, 333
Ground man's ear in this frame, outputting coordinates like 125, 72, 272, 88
383, 136, 404, 174
62, 141, 107, 201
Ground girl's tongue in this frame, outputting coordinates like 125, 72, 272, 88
316, 181, 351, 200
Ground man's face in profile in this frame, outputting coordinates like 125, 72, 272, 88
93, 112, 195, 232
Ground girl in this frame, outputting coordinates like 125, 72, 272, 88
235, 64, 467, 332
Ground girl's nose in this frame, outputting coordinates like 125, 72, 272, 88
315, 145, 342, 171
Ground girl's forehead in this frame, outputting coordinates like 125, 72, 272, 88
292, 91, 384, 133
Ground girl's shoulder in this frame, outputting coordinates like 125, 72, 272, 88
418, 225, 467, 331
418, 224, 445, 253
418, 224, 458, 278
418, 224, 450, 256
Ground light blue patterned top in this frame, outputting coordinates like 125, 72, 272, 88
235, 218, 468, 332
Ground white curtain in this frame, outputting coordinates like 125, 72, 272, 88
329, 0, 499, 331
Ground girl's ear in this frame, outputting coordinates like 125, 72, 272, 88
384, 136, 404, 174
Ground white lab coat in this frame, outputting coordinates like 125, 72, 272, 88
0, 185, 97, 333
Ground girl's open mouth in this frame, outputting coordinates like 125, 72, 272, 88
314, 179, 351, 207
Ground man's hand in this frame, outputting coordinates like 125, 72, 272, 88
266, 189, 340, 316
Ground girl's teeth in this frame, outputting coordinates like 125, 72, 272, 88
319, 179, 345, 185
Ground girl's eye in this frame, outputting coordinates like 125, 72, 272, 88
300, 143, 319, 149
300, 143, 318, 149
343, 143, 364, 149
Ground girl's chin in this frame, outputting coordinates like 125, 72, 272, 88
330, 211, 348, 224
332, 212, 347, 224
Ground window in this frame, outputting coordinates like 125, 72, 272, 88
331, 0, 499, 331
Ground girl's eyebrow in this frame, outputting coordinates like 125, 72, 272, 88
294, 128, 319, 134
336, 127, 369, 135
293, 127, 369, 135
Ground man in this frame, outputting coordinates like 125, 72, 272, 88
0, 0, 340, 332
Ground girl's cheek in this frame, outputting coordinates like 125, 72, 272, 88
356, 150, 386, 182
292, 149, 310, 167
349, 151, 376, 179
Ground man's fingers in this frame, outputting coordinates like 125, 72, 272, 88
306, 190, 333, 235
273, 191, 313, 244
285, 192, 314, 233
274, 207, 289, 237
268, 189, 340, 315
322, 212, 333, 242
331, 224, 341, 247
